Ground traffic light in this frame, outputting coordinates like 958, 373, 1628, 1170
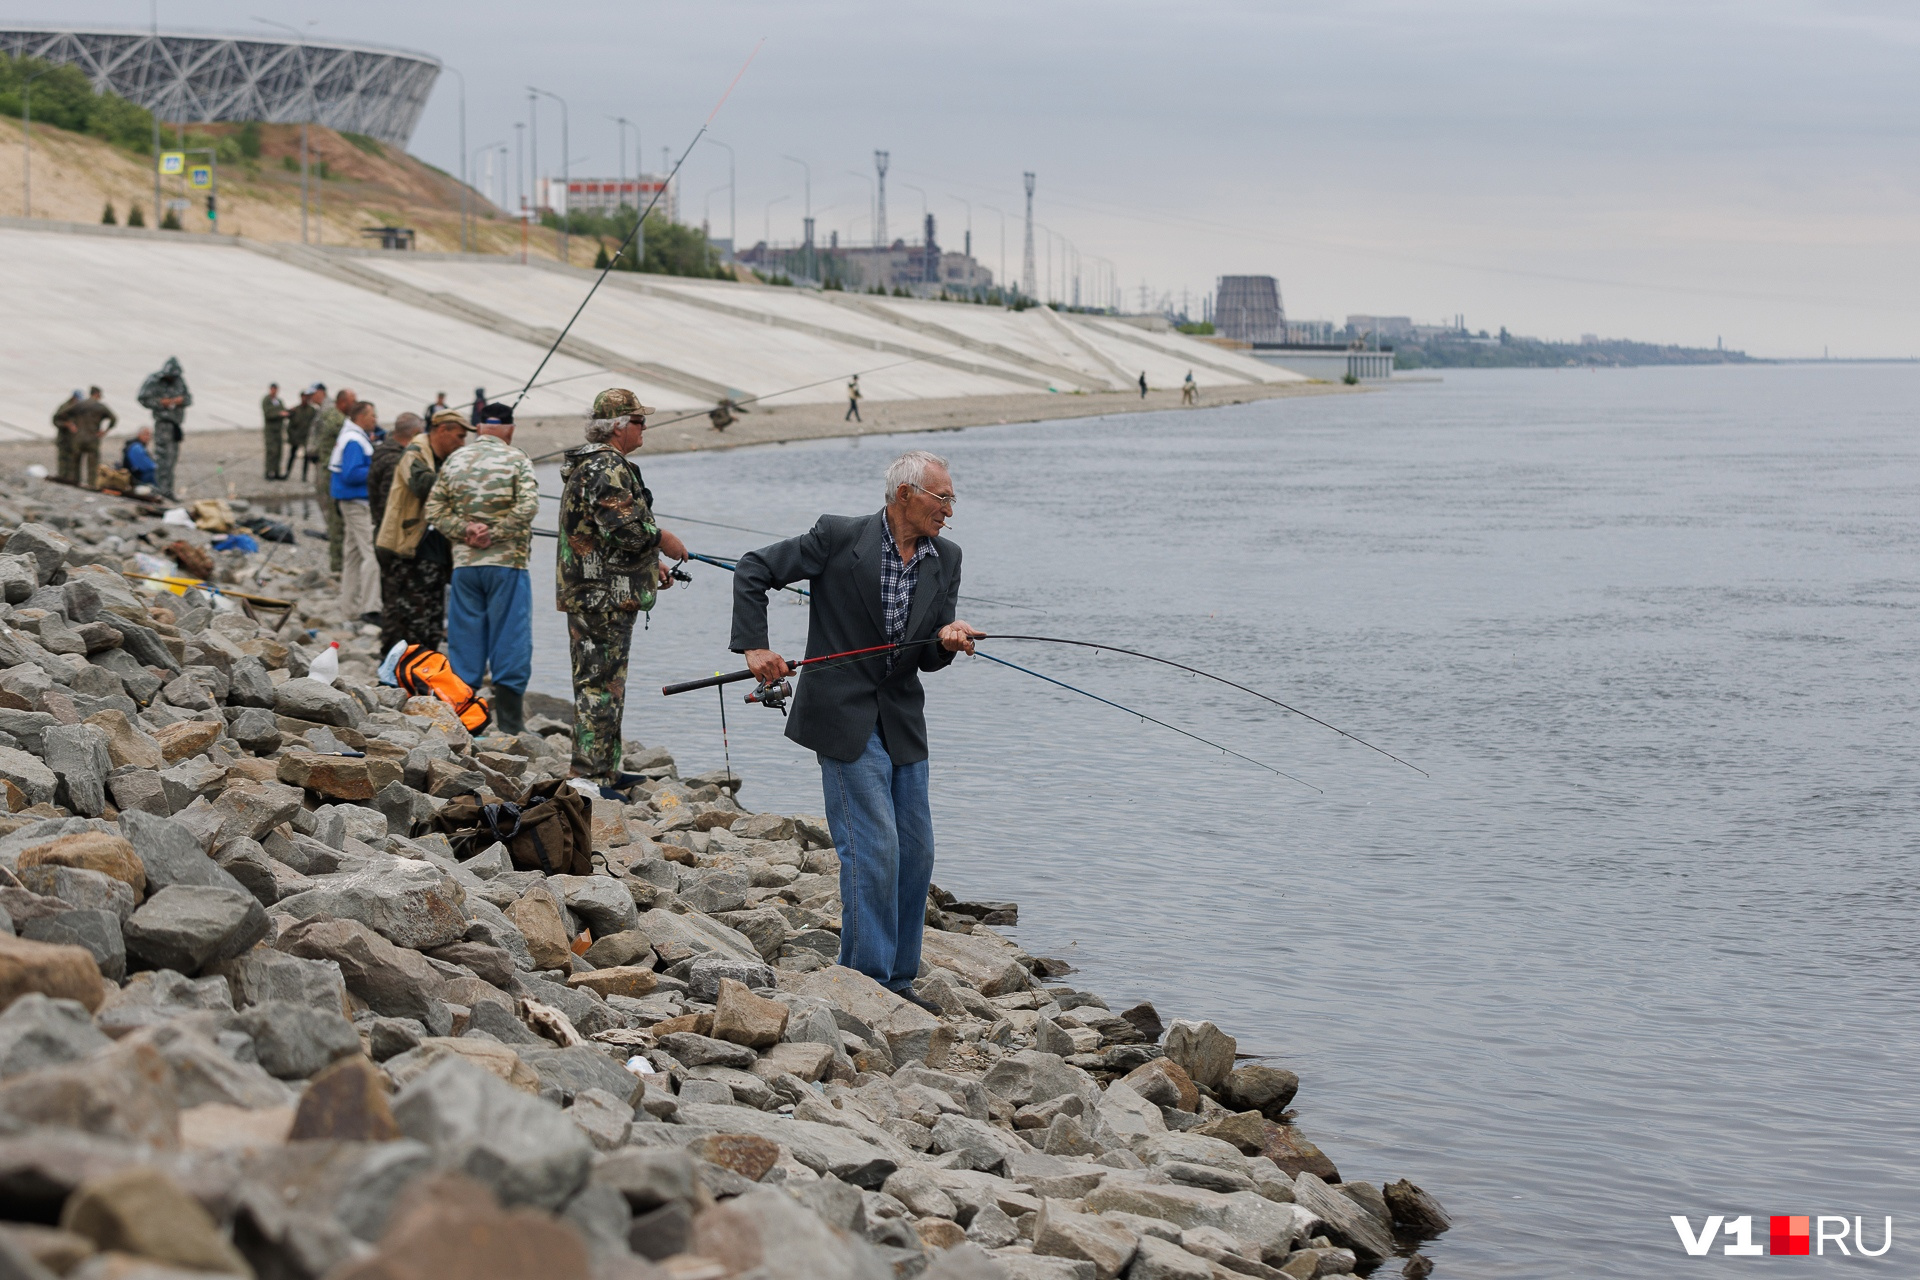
205, 195, 216, 221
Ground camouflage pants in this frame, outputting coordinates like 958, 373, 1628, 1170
567, 608, 637, 780
376, 548, 450, 656
263, 422, 285, 479
71, 436, 99, 489
54, 427, 76, 484
152, 420, 181, 497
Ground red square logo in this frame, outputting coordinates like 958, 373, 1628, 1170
1771, 1216, 1810, 1256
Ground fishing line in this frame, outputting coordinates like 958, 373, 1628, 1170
511, 37, 765, 410
985, 635, 1426, 776
971, 650, 1318, 791
679, 550, 1044, 612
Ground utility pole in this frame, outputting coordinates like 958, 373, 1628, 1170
1021, 172, 1037, 300
151, 1, 160, 226
947, 195, 972, 266
530, 87, 568, 263
782, 155, 810, 280
874, 150, 890, 248
527, 91, 538, 222
513, 122, 524, 215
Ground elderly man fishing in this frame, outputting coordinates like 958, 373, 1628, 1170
733, 450, 983, 1008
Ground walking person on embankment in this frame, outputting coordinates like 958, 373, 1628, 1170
731, 449, 984, 1005
137, 357, 191, 498
846, 374, 863, 422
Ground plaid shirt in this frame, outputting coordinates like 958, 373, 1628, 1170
881, 513, 938, 668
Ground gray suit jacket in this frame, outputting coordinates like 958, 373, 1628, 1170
731, 511, 960, 765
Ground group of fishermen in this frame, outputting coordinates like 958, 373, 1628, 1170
56, 358, 980, 1006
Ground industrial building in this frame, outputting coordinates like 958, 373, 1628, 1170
740, 214, 994, 295
0, 23, 440, 146
544, 176, 677, 223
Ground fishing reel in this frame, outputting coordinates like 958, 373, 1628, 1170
746, 678, 793, 715
668, 563, 693, 584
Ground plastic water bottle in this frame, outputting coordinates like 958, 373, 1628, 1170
307, 641, 340, 683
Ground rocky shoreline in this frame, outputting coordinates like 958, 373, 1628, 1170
0, 476, 1449, 1280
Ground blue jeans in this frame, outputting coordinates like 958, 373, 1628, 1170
819, 729, 934, 992
446, 566, 532, 695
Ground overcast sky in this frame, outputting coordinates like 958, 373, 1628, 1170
27, 1, 1920, 356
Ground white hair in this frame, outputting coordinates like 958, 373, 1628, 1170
884, 450, 949, 503
585, 415, 628, 443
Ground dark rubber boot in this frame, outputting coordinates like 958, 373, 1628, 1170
492, 687, 525, 736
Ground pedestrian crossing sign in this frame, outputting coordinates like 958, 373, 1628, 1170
159, 152, 185, 175
188, 166, 213, 191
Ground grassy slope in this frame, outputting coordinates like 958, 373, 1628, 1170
0, 117, 594, 264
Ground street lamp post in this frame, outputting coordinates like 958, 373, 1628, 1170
764, 194, 789, 251
707, 137, 735, 257
782, 155, 810, 280
529, 87, 569, 263
444, 64, 467, 251
607, 116, 631, 199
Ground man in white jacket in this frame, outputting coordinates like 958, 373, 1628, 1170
330, 401, 381, 624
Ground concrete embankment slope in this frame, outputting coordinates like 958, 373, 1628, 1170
0, 218, 1302, 443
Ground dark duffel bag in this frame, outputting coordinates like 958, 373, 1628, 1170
432, 777, 595, 877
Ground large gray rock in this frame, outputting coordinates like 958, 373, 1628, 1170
1289, 1171, 1394, 1264
518, 1045, 642, 1105
779, 965, 951, 1068
0, 551, 36, 602
591, 1145, 696, 1212
94, 968, 233, 1035
686, 956, 775, 1003
635, 907, 761, 965
211, 945, 349, 1013
5, 523, 71, 582
981, 1050, 1101, 1109
273, 678, 360, 728
158, 756, 225, 814
41, 724, 111, 817
656, 1031, 757, 1069
14, 864, 135, 921
1032, 1198, 1138, 1280
114, 619, 181, 674
121, 808, 249, 892
140, 1022, 295, 1110
1081, 1182, 1315, 1263
229, 707, 282, 755
548, 874, 639, 936
673, 1102, 908, 1188
122, 884, 270, 975
690, 1186, 894, 1280
275, 860, 467, 950
22, 907, 126, 981
463, 898, 536, 972
212, 837, 282, 907
392, 1054, 594, 1209
0, 745, 56, 808
232, 1000, 361, 1080
1163, 1020, 1236, 1091
0, 709, 57, 756
0, 992, 110, 1077
276, 916, 452, 1034
227, 657, 276, 708
107, 767, 168, 816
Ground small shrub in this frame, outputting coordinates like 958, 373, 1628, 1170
282, 155, 299, 172
100, 200, 116, 225
160, 208, 181, 230
1342, 372, 1359, 385
237, 120, 261, 158
340, 131, 384, 157
126, 202, 145, 227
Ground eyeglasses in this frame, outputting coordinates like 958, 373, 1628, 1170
911, 483, 957, 508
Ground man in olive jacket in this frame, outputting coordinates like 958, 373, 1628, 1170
731, 449, 981, 1001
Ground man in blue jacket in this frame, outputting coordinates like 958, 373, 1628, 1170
331, 400, 381, 624
122, 427, 157, 491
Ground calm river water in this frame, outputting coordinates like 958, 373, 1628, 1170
530, 365, 1920, 1275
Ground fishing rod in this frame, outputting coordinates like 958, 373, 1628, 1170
522, 344, 972, 468
530, 488, 788, 540
987, 635, 1426, 776
510, 38, 765, 411
663, 632, 1420, 777
662, 636, 1315, 787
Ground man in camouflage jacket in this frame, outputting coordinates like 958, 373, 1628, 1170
136, 358, 191, 498
426, 402, 539, 733
557, 388, 687, 787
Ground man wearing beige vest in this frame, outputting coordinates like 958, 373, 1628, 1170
374, 410, 469, 656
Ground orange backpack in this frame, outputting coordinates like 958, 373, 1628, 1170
395, 644, 491, 733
